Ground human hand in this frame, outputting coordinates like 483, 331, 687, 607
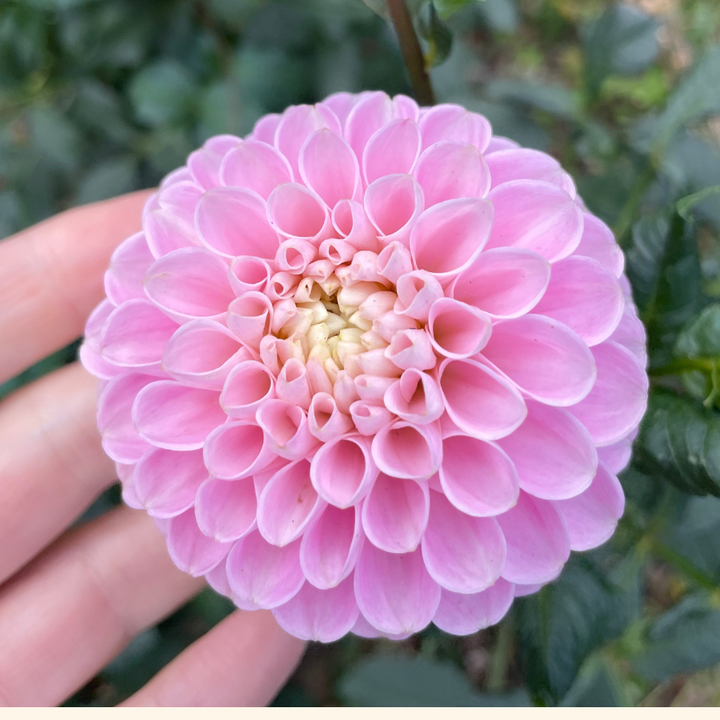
0, 191, 306, 707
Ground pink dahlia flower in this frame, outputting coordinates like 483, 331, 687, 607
81, 92, 649, 642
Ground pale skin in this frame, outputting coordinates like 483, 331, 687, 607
0, 190, 307, 707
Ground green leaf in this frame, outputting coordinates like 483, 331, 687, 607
339, 655, 529, 706
418, 3, 453, 68
559, 658, 623, 707
582, 5, 660, 101
485, 79, 579, 120
633, 390, 720, 497
28, 106, 83, 174
675, 305, 720, 366
624, 211, 702, 365
477, 0, 519, 35
433, 0, 483, 22
677, 186, 720, 221
129, 60, 196, 127
632, 595, 720, 682
515, 556, 639, 705
76, 157, 138, 205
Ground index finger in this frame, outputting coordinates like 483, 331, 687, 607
0, 190, 152, 385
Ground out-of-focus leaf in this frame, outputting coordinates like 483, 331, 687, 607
625, 211, 702, 363
362, 0, 390, 20
477, 0, 518, 34
28, 106, 83, 174
633, 390, 720, 497
197, 79, 244, 141
70, 80, 134, 145
677, 186, 720, 221
418, 3, 453, 68
560, 658, 623, 707
675, 304, 720, 365
515, 556, 639, 705
25, 0, 100, 7
582, 5, 660, 100
76, 157, 138, 205
433, 0, 483, 22
0, 190, 24, 239
632, 595, 720, 682
340, 655, 530, 706
129, 60, 196, 127
486, 79, 579, 120
462, 98, 549, 150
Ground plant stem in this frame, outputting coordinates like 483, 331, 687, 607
387, 0, 436, 106
486, 616, 514, 692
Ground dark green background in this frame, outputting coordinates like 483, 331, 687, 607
2, 0, 720, 707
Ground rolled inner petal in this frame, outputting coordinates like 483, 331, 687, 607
195, 476, 258, 542
364, 174, 423, 246
257, 399, 319, 460
427, 298, 492, 359
220, 361, 275, 418
383, 369, 444, 425
228, 256, 272, 297
203, 421, 274, 480
363, 118, 421, 184
371, 420, 442, 480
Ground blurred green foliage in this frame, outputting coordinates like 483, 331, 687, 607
2, 0, 720, 708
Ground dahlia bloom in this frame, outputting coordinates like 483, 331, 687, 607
81, 92, 648, 642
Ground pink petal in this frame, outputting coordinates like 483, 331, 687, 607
134, 447, 207, 518
196, 187, 279, 259
345, 91, 396, 160
299, 128, 359, 207
395, 270, 443, 322
498, 400, 597, 501
187, 134, 241, 189
257, 399, 319, 460
393, 94, 420, 121
575, 213, 624, 278
383, 369, 444, 425
410, 198, 493, 280
433, 578, 515, 636
310, 434, 378, 508
267, 182, 331, 242
276, 358, 312, 410
350, 613, 411, 640
438, 357, 527, 440
608, 304, 648, 367
532, 256, 625, 346
257, 460, 325, 546
385, 329, 437, 371
514, 583, 544, 597
116, 462, 143, 509
319, 91, 358, 127
354, 543, 441, 636
598, 429, 637, 474
414, 142, 491, 206
228, 256, 272, 296
427, 298, 492, 359
195, 476, 257, 542
251, 113, 281, 144
371, 420, 442, 480
272, 577, 359, 643
308, 392, 354, 442
104, 232, 154, 304
439, 433, 519, 516
349, 401, 395, 436
451, 248, 550, 319
166, 509, 231, 576
364, 174, 424, 246
421, 491, 506, 593
226, 292, 273, 351
203, 421, 274, 480
376, 241, 414, 285
418, 104, 492, 152
100, 299, 178, 371
133, 381, 224, 450
362, 474, 430, 553
143, 185, 202, 258
97, 373, 155, 463
143, 248, 234, 322
163, 320, 248, 390
481, 315, 597, 406
219, 139, 292, 199
568, 341, 649, 446
497, 492, 570, 585
485, 136, 519, 154
204, 555, 232, 597
81, 300, 123, 379
354, 374, 396, 404
555, 461, 625, 551
486, 180, 584, 262
363, 118, 421, 184
300, 504, 364, 589
331, 200, 380, 252
226, 530, 304, 609
220, 361, 276, 419
276, 238, 317, 274
486, 148, 576, 197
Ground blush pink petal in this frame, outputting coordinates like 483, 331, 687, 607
410, 198, 493, 281
498, 400, 598, 501
219, 139, 292, 199
486, 148, 576, 197
568, 341, 649, 446
251, 113, 281, 144
187, 134, 241, 189
133, 447, 207, 518
414, 142, 491, 206
195, 477, 258, 542
575, 213, 624, 278
331, 200, 380, 251
514, 583, 544, 597
203, 421, 274, 480
350, 613, 411, 640
133, 381, 224, 450
383, 369, 444, 425
308, 392, 354, 441
257, 400, 319, 460
227, 292, 273, 351
371, 420, 442, 480
354, 544, 441, 636
451, 248, 550, 319
421, 491, 506, 594
345, 91, 397, 160
220, 361, 276, 419
486, 180, 584, 262
310, 435, 378, 508
609, 304, 648, 367
257, 460, 325, 546
228, 256, 272, 296
299, 128, 359, 207
196, 187, 280, 259
385, 329, 437, 371
116, 462, 143, 510
162, 320, 248, 390
438, 357, 527, 440
364, 174, 424, 246
418, 104, 492, 152
276, 238, 317, 274
319, 91, 357, 127
497, 492, 570, 585
300, 504, 364, 589
481, 315, 597, 406
272, 577, 360, 643
143, 248, 234, 322
166, 509, 231, 576
204, 555, 233, 597
143, 185, 202, 258
433, 579, 515, 636
226, 530, 304, 609
276, 358, 313, 410
349, 401, 395, 436
439, 433, 519, 516
362, 474, 429, 553
485, 136, 520, 154
532, 256, 625, 346
80, 300, 124, 380
376, 241, 414, 285
363, 118, 421, 184
395, 270, 443, 322
598, 429, 637, 474
104, 232, 154, 304
555, 461, 625, 551
427, 298, 492, 359
267, 182, 331, 243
